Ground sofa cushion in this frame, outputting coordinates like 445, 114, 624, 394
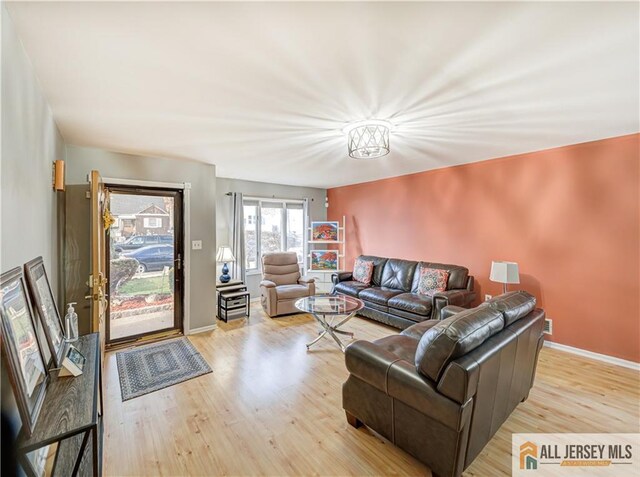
334, 280, 368, 297
359, 287, 404, 305
387, 308, 428, 323
415, 305, 504, 382
381, 259, 417, 291
411, 262, 469, 292
357, 255, 388, 287
486, 291, 537, 326
353, 258, 374, 285
373, 335, 419, 363
275, 284, 312, 300
416, 266, 449, 296
388, 293, 433, 316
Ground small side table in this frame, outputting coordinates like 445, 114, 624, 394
17, 333, 103, 477
216, 280, 250, 322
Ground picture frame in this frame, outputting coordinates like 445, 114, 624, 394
310, 250, 338, 271
0, 267, 49, 436
24, 257, 66, 368
311, 221, 339, 242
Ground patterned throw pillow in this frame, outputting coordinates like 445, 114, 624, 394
416, 267, 449, 296
353, 259, 374, 285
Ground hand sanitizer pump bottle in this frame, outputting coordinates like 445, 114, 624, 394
65, 302, 79, 342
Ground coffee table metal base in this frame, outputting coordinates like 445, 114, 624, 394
306, 311, 356, 351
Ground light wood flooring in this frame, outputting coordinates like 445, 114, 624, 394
104, 304, 640, 476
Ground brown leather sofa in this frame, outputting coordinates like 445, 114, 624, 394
260, 252, 316, 317
342, 291, 544, 477
332, 255, 475, 328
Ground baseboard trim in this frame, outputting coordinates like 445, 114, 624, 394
187, 323, 217, 335
544, 341, 639, 370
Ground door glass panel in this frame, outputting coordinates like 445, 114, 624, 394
260, 203, 284, 256
108, 192, 176, 341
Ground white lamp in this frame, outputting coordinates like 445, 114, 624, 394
489, 261, 520, 294
216, 246, 236, 283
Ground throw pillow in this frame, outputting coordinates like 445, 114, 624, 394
416, 266, 449, 296
353, 259, 374, 285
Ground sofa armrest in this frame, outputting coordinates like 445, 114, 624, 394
441, 305, 467, 320
432, 289, 476, 319
466, 275, 474, 291
332, 271, 353, 285
298, 276, 316, 285
260, 280, 277, 289
400, 319, 441, 340
345, 340, 402, 392
387, 360, 471, 432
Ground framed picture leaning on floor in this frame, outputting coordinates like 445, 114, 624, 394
24, 256, 66, 368
0, 267, 49, 436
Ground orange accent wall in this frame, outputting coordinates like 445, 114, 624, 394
328, 134, 640, 363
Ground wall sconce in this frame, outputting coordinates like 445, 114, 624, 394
52, 160, 65, 191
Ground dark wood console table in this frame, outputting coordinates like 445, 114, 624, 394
17, 333, 103, 477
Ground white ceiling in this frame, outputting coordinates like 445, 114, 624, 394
6, 2, 639, 188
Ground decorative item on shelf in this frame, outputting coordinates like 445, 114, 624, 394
311, 250, 338, 271
24, 257, 67, 368
343, 120, 392, 159
0, 267, 49, 436
58, 345, 86, 377
216, 246, 236, 283
311, 221, 339, 241
489, 261, 520, 294
52, 159, 65, 191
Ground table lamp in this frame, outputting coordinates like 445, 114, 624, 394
216, 246, 236, 283
489, 261, 520, 294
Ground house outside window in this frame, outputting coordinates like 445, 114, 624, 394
143, 217, 162, 228
243, 199, 305, 272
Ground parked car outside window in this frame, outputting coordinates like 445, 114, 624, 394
122, 244, 174, 273
114, 235, 173, 253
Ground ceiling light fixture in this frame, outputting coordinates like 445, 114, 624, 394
343, 120, 392, 159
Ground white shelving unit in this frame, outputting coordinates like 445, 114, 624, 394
305, 215, 346, 293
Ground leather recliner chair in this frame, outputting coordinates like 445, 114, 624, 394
342, 291, 545, 477
260, 252, 316, 317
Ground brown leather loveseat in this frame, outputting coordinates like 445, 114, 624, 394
332, 255, 475, 328
342, 291, 545, 477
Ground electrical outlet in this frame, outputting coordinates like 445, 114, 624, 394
484, 294, 492, 301
191, 240, 202, 250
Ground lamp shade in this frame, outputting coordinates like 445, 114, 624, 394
216, 246, 236, 262
489, 261, 520, 284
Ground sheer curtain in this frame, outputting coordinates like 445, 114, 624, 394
230, 192, 246, 283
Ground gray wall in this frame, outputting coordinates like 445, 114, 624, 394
1, 6, 65, 296
216, 177, 326, 297
1, 4, 66, 432
65, 145, 217, 332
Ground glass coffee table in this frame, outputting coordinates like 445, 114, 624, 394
295, 294, 364, 351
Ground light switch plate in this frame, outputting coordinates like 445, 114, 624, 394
192, 240, 202, 250
484, 294, 492, 301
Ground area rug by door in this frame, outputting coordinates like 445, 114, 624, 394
116, 337, 212, 401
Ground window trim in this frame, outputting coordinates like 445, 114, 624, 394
243, 197, 306, 273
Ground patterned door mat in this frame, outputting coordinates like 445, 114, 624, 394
116, 337, 212, 401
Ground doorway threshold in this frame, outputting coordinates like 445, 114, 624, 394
106, 329, 183, 352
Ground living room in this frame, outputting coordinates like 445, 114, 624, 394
1, 2, 638, 477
